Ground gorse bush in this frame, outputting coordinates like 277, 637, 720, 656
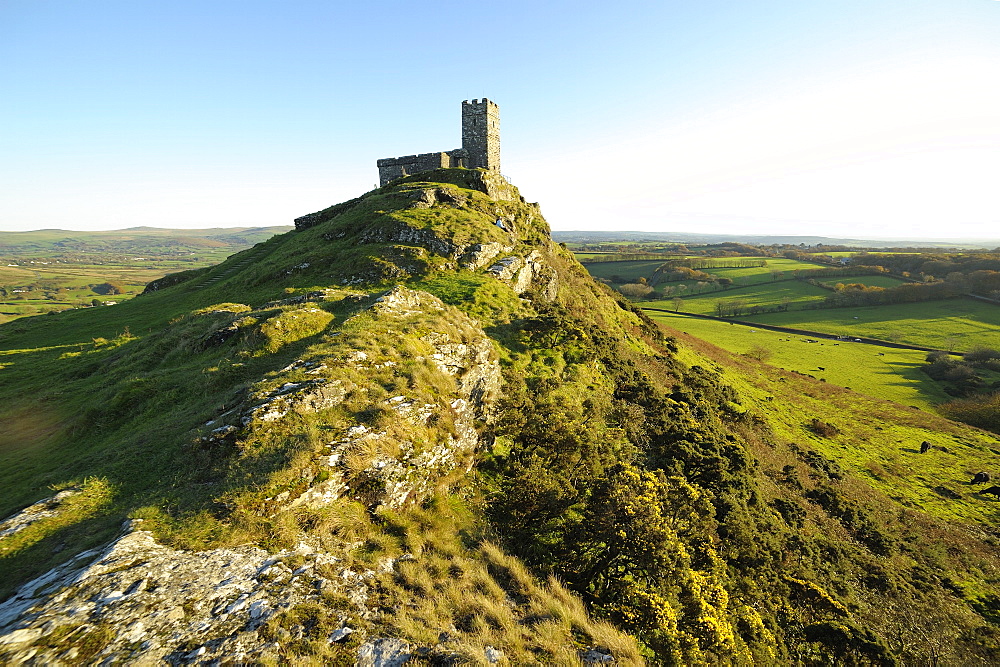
939, 392, 1000, 435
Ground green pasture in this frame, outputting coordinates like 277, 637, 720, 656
741, 298, 1000, 352
647, 280, 830, 314
664, 319, 1000, 528
580, 256, 832, 287
676, 257, 825, 284
579, 260, 668, 282
818, 275, 908, 289
0, 256, 234, 324
646, 310, 951, 410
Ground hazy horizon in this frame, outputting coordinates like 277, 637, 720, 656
3, 1, 998, 239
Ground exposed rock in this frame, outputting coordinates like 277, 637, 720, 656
458, 242, 510, 270
359, 222, 458, 259
487, 250, 558, 299
242, 379, 347, 426
357, 637, 413, 667
369, 286, 446, 318
201, 322, 241, 348
0, 294, 504, 664
486, 255, 522, 281
406, 187, 468, 210
0, 525, 367, 664
263, 288, 346, 308
581, 647, 616, 663
293, 288, 501, 511
0, 489, 79, 539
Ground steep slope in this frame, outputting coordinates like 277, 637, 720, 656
0, 169, 998, 664
0, 170, 643, 664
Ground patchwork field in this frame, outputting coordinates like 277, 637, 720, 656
646, 280, 831, 314
578, 256, 828, 288
741, 298, 1000, 352
0, 227, 290, 323
576, 259, 668, 283
646, 310, 952, 410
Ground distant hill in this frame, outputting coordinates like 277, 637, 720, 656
0, 226, 293, 257
552, 229, 1000, 249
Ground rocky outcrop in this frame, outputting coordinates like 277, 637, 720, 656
359, 222, 458, 259
487, 249, 558, 299
0, 524, 371, 665
242, 378, 348, 426
0, 285, 503, 664
290, 287, 501, 510
0, 490, 79, 540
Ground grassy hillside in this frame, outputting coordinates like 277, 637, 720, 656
645, 310, 952, 410
2, 171, 1000, 664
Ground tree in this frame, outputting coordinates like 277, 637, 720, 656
93, 281, 125, 295
673, 297, 684, 312
617, 283, 654, 299
744, 345, 772, 362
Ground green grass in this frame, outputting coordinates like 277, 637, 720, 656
576, 259, 669, 282
662, 323, 1000, 528
645, 310, 952, 410
818, 275, 908, 288
647, 280, 831, 314
0, 226, 290, 324
677, 257, 825, 284
740, 298, 1000, 352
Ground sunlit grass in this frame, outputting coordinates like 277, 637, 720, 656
662, 321, 1000, 527
740, 297, 1000, 352
645, 310, 951, 410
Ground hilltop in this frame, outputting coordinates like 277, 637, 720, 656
1, 169, 999, 664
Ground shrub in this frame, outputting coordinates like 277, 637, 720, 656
939, 392, 1000, 434
808, 418, 839, 438
744, 345, 772, 362
92, 281, 125, 295
616, 283, 654, 299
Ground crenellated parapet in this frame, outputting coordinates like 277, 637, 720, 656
377, 99, 500, 186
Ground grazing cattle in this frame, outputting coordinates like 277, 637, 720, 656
920, 441, 931, 453
980, 486, 1000, 498
817, 367, 825, 371
971, 472, 991, 484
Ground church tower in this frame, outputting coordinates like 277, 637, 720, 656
461, 99, 500, 171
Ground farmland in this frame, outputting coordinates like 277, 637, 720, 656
646, 280, 829, 315
646, 309, 953, 410
739, 298, 1000, 352
0, 227, 290, 323
577, 245, 1000, 424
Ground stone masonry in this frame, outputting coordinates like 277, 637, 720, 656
377, 99, 500, 186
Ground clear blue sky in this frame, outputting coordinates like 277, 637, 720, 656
2, 0, 999, 240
